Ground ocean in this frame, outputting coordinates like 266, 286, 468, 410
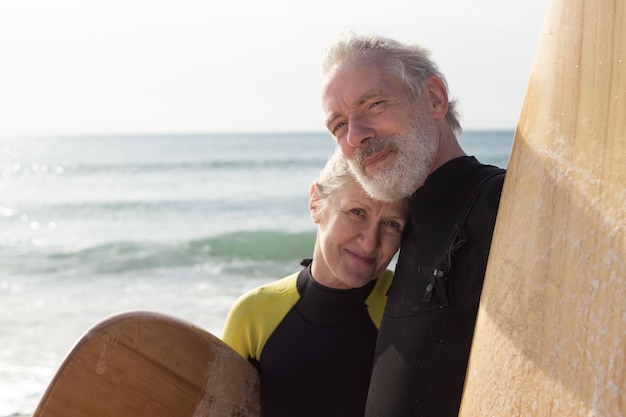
0, 130, 513, 416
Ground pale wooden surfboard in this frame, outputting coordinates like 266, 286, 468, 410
459, 0, 625, 416
32, 311, 260, 417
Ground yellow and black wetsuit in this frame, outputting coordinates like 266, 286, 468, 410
222, 261, 393, 417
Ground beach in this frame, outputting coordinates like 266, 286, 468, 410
0, 130, 514, 416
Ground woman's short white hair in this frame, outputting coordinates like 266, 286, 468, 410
312, 148, 354, 216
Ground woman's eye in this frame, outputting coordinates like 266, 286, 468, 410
350, 208, 364, 216
384, 220, 402, 231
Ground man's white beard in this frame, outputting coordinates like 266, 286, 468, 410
349, 119, 437, 202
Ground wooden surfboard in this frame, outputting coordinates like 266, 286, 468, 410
32, 311, 260, 417
459, 0, 625, 416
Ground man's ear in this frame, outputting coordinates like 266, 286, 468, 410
426, 75, 449, 120
309, 183, 322, 223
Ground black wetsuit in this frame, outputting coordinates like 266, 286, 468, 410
364, 156, 505, 417
222, 263, 393, 417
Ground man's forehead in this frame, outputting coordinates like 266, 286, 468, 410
322, 62, 400, 107
323, 56, 390, 98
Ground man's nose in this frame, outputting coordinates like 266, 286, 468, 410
346, 114, 375, 148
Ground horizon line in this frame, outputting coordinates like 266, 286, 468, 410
1, 127, 517, 140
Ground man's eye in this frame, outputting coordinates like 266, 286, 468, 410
332, 122, 346, 134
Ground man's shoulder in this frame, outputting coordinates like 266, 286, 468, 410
462, 160, 506, 202
474, 163, 506, 201
470, 158, 506, 179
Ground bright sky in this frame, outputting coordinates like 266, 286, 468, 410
0, 0, 549, 137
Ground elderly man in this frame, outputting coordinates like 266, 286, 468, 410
321, 33, 506, 417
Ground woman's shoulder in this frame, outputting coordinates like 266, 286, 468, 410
373, 269, 394, 295
222, 271, 302, 359
228, 273, 299, 323
237, 272, 299, 307
366, 269, 395, 329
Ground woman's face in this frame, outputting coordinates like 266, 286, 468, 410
311, 176, 408, 289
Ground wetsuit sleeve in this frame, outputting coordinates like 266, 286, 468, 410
221, 273, 300, 361
365, 269, 394, 329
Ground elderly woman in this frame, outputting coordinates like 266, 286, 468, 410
222, 149, 408, 417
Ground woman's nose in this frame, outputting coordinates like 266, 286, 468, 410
358, 224, 381, 254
